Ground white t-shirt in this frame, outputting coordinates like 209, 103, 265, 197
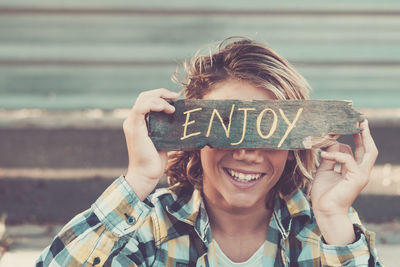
214, 240, 264, 267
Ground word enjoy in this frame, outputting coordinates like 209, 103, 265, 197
179, 104, 303, 148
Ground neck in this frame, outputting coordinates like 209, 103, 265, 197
204, 195, 273, 236
203, 193, 274, 262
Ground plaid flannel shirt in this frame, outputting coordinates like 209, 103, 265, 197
36, 176, 382, 266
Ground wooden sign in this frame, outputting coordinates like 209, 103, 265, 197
148, 100, 363, 150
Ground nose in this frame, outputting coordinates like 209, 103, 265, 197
232, 149, 264, 164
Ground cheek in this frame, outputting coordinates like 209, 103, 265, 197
200, 147, 216, 174
200, 147, 212, 167
270, 151, 289, 172
200, 147, 226, 175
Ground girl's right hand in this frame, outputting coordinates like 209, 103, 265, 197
123, 88, 179, 200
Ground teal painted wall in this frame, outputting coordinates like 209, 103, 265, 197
1, 0, 399, 109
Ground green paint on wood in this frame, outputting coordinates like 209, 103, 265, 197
148, 99, 363, 150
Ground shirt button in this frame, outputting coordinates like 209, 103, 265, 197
93, 256, 101, 265
126, 216, 136, 225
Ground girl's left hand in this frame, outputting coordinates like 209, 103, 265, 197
311, 120, 378, 218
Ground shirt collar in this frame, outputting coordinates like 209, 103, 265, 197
280, 188, 312, 219
272, 188, 312, 239
163, 185, 202, 225
161, 186, 311, 244
155, 185, 212, 245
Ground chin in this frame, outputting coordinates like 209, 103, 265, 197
224, 194, 266, 211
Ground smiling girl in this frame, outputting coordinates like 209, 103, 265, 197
37, 37, 381, 266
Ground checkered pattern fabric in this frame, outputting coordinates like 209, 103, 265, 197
36, 176, 382, 266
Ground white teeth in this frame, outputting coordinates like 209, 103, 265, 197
226, 169, 263, 182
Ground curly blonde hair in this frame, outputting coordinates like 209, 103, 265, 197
166, 37, 318, 197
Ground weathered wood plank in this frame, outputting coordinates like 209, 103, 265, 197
148, 100, 362, 150
1, 2, 399, 110
2, 65, 400, 109
1, 33, 400, 62
1, 15, 400, 62
1, 0, 400, 11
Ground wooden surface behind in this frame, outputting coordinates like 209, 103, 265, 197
0, 0, 399, 109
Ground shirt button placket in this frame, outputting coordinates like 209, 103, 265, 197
125, 213, 136, 225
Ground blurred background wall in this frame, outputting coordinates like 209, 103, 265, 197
0, 0, 400, 224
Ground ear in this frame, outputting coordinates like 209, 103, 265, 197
287, 151, 294, 161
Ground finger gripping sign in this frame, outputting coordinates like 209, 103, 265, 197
148, 100, 363, 150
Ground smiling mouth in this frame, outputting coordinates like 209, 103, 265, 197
224, 168, 265, 183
